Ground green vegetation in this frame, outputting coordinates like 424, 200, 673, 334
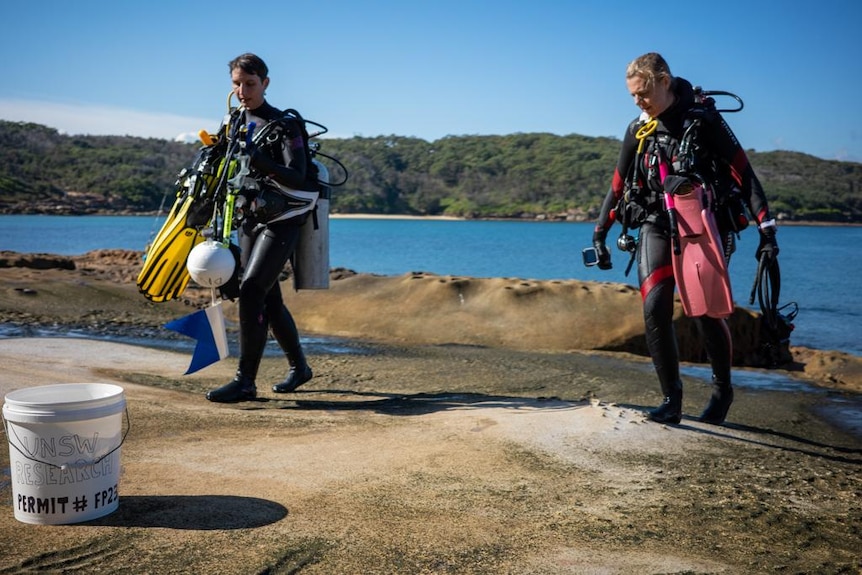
1, 120, 860, 222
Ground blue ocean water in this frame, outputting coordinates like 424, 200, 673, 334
1, 215, 860, 356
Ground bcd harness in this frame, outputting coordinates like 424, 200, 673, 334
193, 98, 347, 234
237, 107, 349, 229
614, 88, 749, 276
239, 113, 321, 226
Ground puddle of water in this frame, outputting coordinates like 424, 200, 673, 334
682, 364, 862, 439
814, 398, 862, 439
0, 323, 367, 357
680, 364, 820, 393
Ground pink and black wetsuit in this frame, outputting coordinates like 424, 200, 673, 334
593, 77, 775, 408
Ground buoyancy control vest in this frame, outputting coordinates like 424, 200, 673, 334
619, 88, 750, 236
235, 107, 321, 226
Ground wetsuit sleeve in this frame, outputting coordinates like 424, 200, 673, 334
595, 121, 639, 238
250, 118, 308, 190
703, 113, 773, 226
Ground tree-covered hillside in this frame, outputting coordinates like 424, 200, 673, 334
1, 120, 860, 222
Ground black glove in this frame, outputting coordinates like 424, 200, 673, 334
592, 230, 612, 270
245, 141, 304, 190
244, 141, 269, 170
756, 225, 779, 261
241, 139, 276, 173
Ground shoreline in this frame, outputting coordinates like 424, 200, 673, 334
4, 211, 862, 226
329, 213, 465, 221
1, 250, 861, 392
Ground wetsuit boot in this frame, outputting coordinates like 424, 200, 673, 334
206, 372, 257, 403
700, 376, 733, 425
269, 303, 313, 393
272, 348, 313, 393
641, 262, 683, 425
648, 379, 683, 424
697, 318, 734, 424
207, 287, 267, 403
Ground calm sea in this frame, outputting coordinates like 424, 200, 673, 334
1, 215, 859, 356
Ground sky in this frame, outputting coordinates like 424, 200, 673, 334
2, 1, 861, 162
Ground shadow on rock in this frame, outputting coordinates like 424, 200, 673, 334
617, 403, 862, 465
254, 390, 587, 417
716, 421, 862, 464
90, 495, 288, 529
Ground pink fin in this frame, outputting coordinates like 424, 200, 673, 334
671, 184, 733, 318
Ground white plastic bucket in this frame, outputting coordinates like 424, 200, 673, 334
2, 383, 127, 524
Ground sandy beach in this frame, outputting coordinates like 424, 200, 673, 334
0, 250, 860, 574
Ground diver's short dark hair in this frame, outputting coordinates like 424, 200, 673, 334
229, 53, 269, 80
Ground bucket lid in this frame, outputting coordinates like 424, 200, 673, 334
3, 383, 125, 423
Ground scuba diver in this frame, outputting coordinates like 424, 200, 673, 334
590, 52, 779, 425
206, 53, 319, 403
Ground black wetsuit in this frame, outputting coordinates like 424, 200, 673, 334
235, 101, 311, 384
593, 77, 776, 415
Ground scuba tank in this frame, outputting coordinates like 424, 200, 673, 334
292, 160, 331, 290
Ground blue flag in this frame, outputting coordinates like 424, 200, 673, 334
164, 303, 230, 374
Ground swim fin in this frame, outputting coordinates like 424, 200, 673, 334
136, 191, 204, 302
137, 156, 221, 302
666, 176, 733, 319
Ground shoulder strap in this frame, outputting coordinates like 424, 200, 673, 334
674, 99, 716, 175
678, 86, 743, 171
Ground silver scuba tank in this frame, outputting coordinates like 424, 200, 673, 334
293, 160, 330, 290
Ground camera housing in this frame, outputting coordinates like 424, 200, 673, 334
582, 247, 598, 267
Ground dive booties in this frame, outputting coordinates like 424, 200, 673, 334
206, 374, 257, 403
699, 383, 734, 425
648, 382, 683, 424
272, 351, 313, 393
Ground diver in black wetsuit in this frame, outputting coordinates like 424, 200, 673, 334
206, 53, 317, 403
591, 53, 779, 425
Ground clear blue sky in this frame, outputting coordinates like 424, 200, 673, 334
2, 0, 860, 161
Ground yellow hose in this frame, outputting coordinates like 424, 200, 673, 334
635, 119, 657, 154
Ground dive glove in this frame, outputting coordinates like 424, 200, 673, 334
245, 141, 307, 190
592, 230, 613, 270
246, 141, 271, 171
756, 221, 779, 260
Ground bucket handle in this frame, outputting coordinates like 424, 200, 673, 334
2, 407, 131, 470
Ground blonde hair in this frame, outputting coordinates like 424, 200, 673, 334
626, 52, 673, 91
